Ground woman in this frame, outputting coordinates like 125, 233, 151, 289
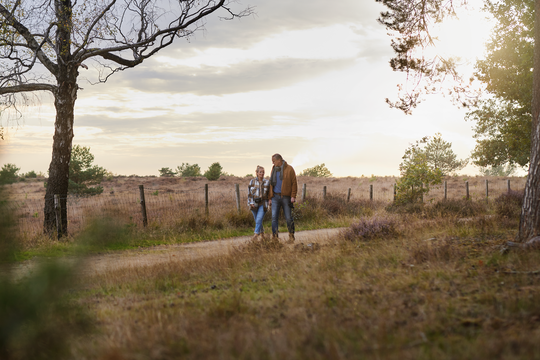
247, 165, 270, 240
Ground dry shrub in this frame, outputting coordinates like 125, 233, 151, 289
385, 201, 424, 215
386, 199, 488, 219
494, 190, 523, 219
341, 216, 400, 241
297, 195, 374, 221
236, 235, 284, 253
429, 199, 487, 218
224, 209, 254, 228
409, 238, 466, 264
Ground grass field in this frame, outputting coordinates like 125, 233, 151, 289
1, 192, 533, 359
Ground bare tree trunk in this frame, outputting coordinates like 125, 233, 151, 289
518, 0, 540, 242
43, 0, 76, 236
43, 74, 77, 236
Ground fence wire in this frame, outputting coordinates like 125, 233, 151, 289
6, 179, 526, 238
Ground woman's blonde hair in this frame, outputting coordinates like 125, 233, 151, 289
256, 165, 265, 174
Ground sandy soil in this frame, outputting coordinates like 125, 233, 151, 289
6, 228, 345, 280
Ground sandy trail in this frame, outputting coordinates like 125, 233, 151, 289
7, 228, 344, 279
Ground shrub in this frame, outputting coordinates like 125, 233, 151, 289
176, 163, 201, 177
224, 209, 254, 228
23, 170, 38, 178
494, 190, 523, 219
395, 140, 443, 205
204, 162, 223, 181
430, 199, 487, 218
342, 216, 399, 241
158, 167, 176, 177
299, 163, 333, 177
0, 163, 20, 185
385, 201, 425, 215
69, 145, 107, 195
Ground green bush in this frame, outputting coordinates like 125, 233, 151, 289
299, 163, 332, 177
0, 164, 20, 185
204, 162, 223, 181
23, 170, 37, 178
69, 145, 107, 195
395, 139, 443, 204
176, 163, 202, 177
158, 167, 176, 177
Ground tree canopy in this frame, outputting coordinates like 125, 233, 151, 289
466, 0, 534, 168
376, 0, 540, 241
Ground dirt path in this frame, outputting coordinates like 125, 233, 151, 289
8, 228, 345, 279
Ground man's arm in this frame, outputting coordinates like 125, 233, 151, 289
290, 168, 298, 202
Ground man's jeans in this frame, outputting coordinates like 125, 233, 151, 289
271, 194, 295, 235
251, 205, 266, 234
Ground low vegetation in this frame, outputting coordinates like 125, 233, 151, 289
1, 175, 537, 359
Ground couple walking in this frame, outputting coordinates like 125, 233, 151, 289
247, 153, 297, 243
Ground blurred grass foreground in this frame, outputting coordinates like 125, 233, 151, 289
3, 180, 540, 359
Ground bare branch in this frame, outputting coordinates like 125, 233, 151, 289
0, 3, 58, 75
0, 83, 57, 95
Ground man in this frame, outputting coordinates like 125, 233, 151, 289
268, 153, 298, 243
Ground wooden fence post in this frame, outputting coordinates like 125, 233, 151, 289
370, 184, 373, 201
235, 184, 241, 213
444, 181, 447, 201
139, 185, 148, 227
465, 181, 470, 200
323, 186, 327, 200
347, 188, 351, 202
54, 194, 62, 240
485, 179, 489, 201
393, 183, 397, 202
302, 183, 307, 202
205, 184, 209, 216
420, 183, 423, 203
507, 179, 511, 193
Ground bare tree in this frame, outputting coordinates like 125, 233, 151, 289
376, 0, 540, 242
0, 0, 251, 236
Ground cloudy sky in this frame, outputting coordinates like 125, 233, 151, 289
1, 0, 493, 177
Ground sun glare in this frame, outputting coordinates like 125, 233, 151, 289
429, 7, 493, 62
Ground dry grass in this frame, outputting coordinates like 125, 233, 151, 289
62, 204, 540, 360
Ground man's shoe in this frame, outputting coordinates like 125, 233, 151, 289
286, 233, 295, 244
272, 233, 279, 239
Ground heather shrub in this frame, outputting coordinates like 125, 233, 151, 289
298, 195, 374, 219
342, 216, 399, 241
385, 201, 425, 215
494, 190, 523, 219
224, 208, 254, 228
429, 199, 487, 218
292, 200, 324, 223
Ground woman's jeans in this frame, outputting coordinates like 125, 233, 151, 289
271, 194, 295, 235
251, 205, 266, 234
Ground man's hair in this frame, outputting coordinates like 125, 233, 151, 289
272, 153, 283, 161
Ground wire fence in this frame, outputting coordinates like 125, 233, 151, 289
6, 178, 526, 238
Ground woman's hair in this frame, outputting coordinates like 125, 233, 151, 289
256, 165, 265, 174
